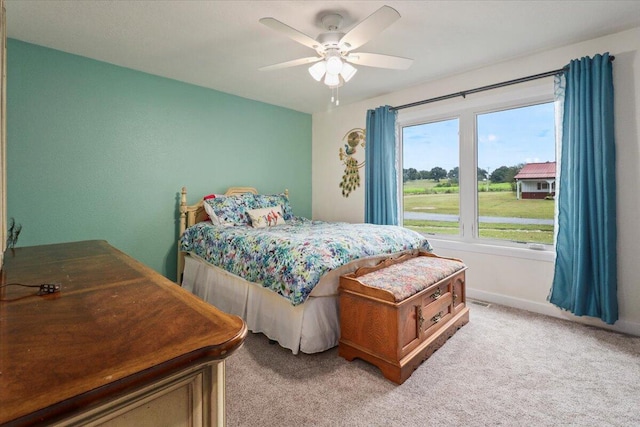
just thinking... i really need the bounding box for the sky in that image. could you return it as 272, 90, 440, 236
402, 102, 556, 173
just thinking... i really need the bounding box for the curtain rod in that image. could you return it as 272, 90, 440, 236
390, 56, 615, 111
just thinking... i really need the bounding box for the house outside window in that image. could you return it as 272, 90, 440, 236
517, 162, 556, 199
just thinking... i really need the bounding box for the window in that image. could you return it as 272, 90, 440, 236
399, 86, 556, 250
402, 118, 460, 236
476, 103, 556, 244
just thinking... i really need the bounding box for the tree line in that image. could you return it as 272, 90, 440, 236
403, 164, 524, 184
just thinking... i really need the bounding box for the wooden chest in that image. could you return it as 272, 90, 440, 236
338, 251, 469, 384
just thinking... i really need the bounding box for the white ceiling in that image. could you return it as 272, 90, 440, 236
6, 1, 640, 114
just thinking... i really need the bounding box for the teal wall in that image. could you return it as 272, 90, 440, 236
7, 39, 312, 279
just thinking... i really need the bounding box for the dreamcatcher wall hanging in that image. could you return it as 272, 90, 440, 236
338, 128, 366, 197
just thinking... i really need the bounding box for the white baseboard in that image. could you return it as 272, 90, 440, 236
467, 288, 640, 337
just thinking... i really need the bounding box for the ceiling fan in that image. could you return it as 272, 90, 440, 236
259, 5, 413, 103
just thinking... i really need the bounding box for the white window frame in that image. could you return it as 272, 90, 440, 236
397, 80, 556, 262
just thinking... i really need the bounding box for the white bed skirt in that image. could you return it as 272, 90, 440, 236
182, 251, 411, 354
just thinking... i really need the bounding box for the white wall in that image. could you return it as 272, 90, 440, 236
312, 27, 640, 336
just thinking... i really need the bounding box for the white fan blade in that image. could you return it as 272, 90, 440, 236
259, 17, 321, 51
339, 5, 401, 51
259, 56, 322, 71
345, 52, 413, 70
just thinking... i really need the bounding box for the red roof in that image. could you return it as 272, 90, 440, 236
514, 162, 556, 180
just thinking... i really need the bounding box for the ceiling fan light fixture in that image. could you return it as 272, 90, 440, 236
340, 62, 357, 82
324, 72, 340, 87
325, 56, 343, 75
308, 61, 326, 81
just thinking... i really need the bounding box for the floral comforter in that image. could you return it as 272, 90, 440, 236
179, 217, 433, 306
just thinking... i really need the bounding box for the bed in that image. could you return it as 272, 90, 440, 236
177, 186, 433, 354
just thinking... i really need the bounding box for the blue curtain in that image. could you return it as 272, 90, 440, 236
365, 105, 398, 225
549, 53, 618, 324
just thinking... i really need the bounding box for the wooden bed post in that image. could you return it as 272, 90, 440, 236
179, 187, 188, 236
177, 186, 188, 284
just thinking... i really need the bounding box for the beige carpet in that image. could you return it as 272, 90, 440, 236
225, 302, 640, 426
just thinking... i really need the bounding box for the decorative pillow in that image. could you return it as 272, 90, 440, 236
204, 193, 255, 226
247, 206, 286, 228
202, 194, 220, 224
253, 193, 293, 220
203, 202, 219, 225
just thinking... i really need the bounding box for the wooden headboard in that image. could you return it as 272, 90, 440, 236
176, 186, 289, 282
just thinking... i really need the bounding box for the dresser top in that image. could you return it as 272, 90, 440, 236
0, 240, 247, 426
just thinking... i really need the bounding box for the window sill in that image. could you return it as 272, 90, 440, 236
427, 237, 555, 262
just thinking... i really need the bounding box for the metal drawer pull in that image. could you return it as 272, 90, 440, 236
416, 305, 424, 330
430, 288, 442, 300
453, 293, 458, 304
431, 312, 443, 323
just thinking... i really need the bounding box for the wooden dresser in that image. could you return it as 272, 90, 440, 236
0, 240, 246, 426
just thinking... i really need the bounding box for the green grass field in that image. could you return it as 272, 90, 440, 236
403, 179, 512, 195
403, 219, 554, 244
403, 179, 555, 244
404, 191, 554, 219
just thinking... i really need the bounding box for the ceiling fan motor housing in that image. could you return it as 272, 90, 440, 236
316, 32, 347, 54
321, 13, 343, 31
